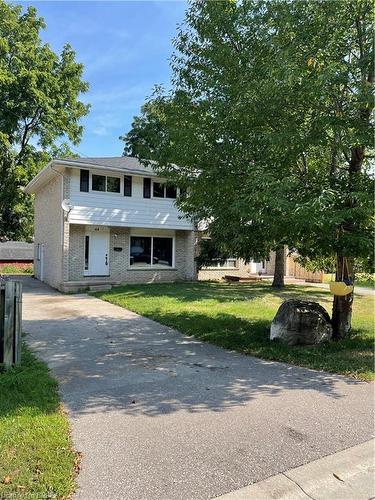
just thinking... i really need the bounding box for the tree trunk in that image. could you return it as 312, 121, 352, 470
272, 246, 285, 288
331, 255, 354, 339
331, 146, 363, 339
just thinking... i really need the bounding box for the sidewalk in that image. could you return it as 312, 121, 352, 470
218, 440, 374, 499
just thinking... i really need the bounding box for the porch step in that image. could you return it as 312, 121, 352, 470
60, 280, 121, 293
88, 284, 113, 292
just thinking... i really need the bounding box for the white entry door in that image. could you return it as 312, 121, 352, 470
86, 228, 109, 276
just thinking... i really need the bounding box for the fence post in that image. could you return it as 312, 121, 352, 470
0, 280, 22, 367
14, 281, 22, 364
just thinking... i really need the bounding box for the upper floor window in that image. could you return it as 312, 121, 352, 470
152, 181, 178, 199
92, 174, 121, 193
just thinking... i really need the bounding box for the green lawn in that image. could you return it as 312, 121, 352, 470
0, 264, 33, 275
323, 273, 375, 289
0, 344, 78, 498
96, 282, 374, 381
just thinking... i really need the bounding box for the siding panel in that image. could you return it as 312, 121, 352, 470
69, 169, 193, 230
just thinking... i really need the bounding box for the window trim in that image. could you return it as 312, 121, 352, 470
90, 172, 122, 195
129, 234, 175, 269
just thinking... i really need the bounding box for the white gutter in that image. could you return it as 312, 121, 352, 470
54, 159, 157, 177
24, 161, 55, 193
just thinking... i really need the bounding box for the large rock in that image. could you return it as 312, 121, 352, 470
270, 299, 332, 346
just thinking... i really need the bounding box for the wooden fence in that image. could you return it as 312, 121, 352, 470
286, 258, 324, 283
0, 280, 22, 367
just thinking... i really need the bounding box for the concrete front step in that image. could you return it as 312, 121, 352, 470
60, 280, 121, 293
88, 284, 113, 292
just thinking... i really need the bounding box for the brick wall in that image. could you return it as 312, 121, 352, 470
67, 225, 196, 284
33, 175, 63, 288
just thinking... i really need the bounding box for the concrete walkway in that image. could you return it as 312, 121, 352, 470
21, 277, 374, 500
218, 440, 374, 499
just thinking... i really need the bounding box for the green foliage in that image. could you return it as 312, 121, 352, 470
0, 1, 89, 240
0, 263, 33, 274
96, 282, 374, 380
123, 0, 374, 264
195, 238, 232, 270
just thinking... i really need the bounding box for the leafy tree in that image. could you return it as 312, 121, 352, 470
123, 94, 290, 288
0, 1, 89, 240
123, 0, 374, 338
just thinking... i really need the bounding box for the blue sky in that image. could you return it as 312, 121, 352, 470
19, 1, 187, 157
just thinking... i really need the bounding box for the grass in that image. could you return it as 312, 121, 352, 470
323, 273, 375, 289
0, 264, 33, 275
0, 344, 79, 498
96, 282, 374, 381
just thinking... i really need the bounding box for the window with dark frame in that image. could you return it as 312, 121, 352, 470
129, 236, 173, 268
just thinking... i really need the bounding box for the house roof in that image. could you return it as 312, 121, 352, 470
24, 156, 156, 193
0, 241, 34, 261
60, 156, 153, 173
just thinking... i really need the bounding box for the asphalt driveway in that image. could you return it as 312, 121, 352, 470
21, 277, 374, 499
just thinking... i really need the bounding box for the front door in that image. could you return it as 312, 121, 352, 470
85, 228, 109, 276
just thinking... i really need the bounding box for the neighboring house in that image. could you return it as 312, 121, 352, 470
198, 248, 323, 282
25, 157, 196, 292
198, 257, 267, 281
0, 241, 34, 271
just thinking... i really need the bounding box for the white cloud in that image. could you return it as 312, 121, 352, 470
92, 126, 109, 137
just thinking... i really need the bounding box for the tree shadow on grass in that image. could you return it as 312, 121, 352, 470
0, 343, 60, 417
23, 307, 373, 420
100, 281, 333, 306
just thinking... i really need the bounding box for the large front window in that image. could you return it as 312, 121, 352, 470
130, 236, 173, 268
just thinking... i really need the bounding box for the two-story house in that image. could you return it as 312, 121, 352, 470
25, 157, 196, 292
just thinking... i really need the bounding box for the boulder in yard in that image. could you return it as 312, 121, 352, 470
270, 299, 332, 346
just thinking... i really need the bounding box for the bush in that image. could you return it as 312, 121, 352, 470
0, 263, 33, 274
